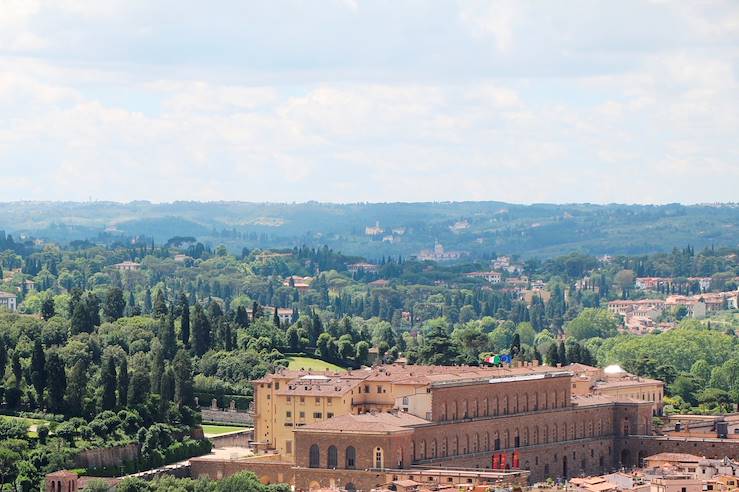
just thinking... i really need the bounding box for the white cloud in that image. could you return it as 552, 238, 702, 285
0, 1, 737, 204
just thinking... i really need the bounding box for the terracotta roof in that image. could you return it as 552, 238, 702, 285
295, 411, 429, 434
46, 470, 78, 478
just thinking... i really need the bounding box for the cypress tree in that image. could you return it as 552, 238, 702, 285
41, 296, 55, 321
191, 304, 211, 356
273, 307, 280, 327
12, 352, 22, 388
557, 341, 568, 366
101, 358, 117, 410
153, 289, 168, 318
173, 349, 194, 407
149, 339, 164, 394
234, 305, 249, 328
0, 339, 7, 380
546, 343, 559, 366
161, 310, 177, 361
65, 360, 87, 416
30, 339, 47, 406
179, 293, 190, 348
46, 352, 67, 413
143, 288, 152, 314
159, 365, 175, 417
117, 358, 129, 407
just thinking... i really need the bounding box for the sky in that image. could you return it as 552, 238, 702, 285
0, 1, 738, 204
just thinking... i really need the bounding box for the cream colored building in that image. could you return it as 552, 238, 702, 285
568, 364, 664, 415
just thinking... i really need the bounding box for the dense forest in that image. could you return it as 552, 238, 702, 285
0, 230, 737, 490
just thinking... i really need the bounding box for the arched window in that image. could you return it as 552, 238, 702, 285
483, 397, 489, 416
431, 439, 437, 458
493, 396, 498, 416
442, 437, 448, 457
453, 435, 459, 455
462, 400, 468, 418
503, 396, 508, 415
420, 440, 426, 459
346, 446, 356, 469
309, 444, 320, 468
328, 445, 338, 468
374, 447, 384, 469
451, 401, 458, 420
441, 402, 447, 420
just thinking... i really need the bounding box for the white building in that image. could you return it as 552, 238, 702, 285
0, 292, 17, 312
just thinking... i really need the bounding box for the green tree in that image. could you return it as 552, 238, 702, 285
30, 339, 46, 406
153, 289, 168, 318
46, 352, 67, 413
66, 360, 87, 416
355, 341, 370, 365
191, 304, 211, 356
41, 296, 55, 321
546, 343, 559, 366
101, 357, 117, 410
418, 324, 458, 365
557, 341, 568, 365
0, 447, 20, 491
316, 333, 337, 361
179, 293, 190, 348
159, 365, 175, 417
103, 287, 126, 321
670, 373, 700, 406
118, 357, 129, 408
173, 349, 194, 407
150, 339, 164, 394
160, 311, 177, 361
564, 308, 619, 341
128, 364, 151, 406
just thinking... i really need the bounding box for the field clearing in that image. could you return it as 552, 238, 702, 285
202, 424, 249, 436
286, 356, 346, 372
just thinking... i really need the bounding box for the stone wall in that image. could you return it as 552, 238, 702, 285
74, 443, 140, 469
201, 409, 254, 426
209, 430, 252, 448
620, 436, 739, 467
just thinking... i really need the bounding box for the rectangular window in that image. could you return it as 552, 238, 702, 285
328, 398, 333, 406
365, 385, 370, 393
286, 396, 291, 402
286, 441, 292, 454
327, 412, 334, 418
266, 394, 270, 400
286, 411, 292, 418
300, 396, 305, 403
377, 386, 382, 393
313, 412, 322, 419
299, 411, 305, 418
275, 383, 280, 390
315, 397, 320, 404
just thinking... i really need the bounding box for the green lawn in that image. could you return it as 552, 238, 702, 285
286, 356, 346, 372
201, 424, 248, 436
1, 415, 50, 438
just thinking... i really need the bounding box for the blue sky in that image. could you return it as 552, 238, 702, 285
0, 0, 737, 204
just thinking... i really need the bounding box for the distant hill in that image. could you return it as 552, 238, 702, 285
0, 201, 737, 259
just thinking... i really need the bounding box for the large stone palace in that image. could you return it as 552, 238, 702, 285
190, 362, 739, 491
